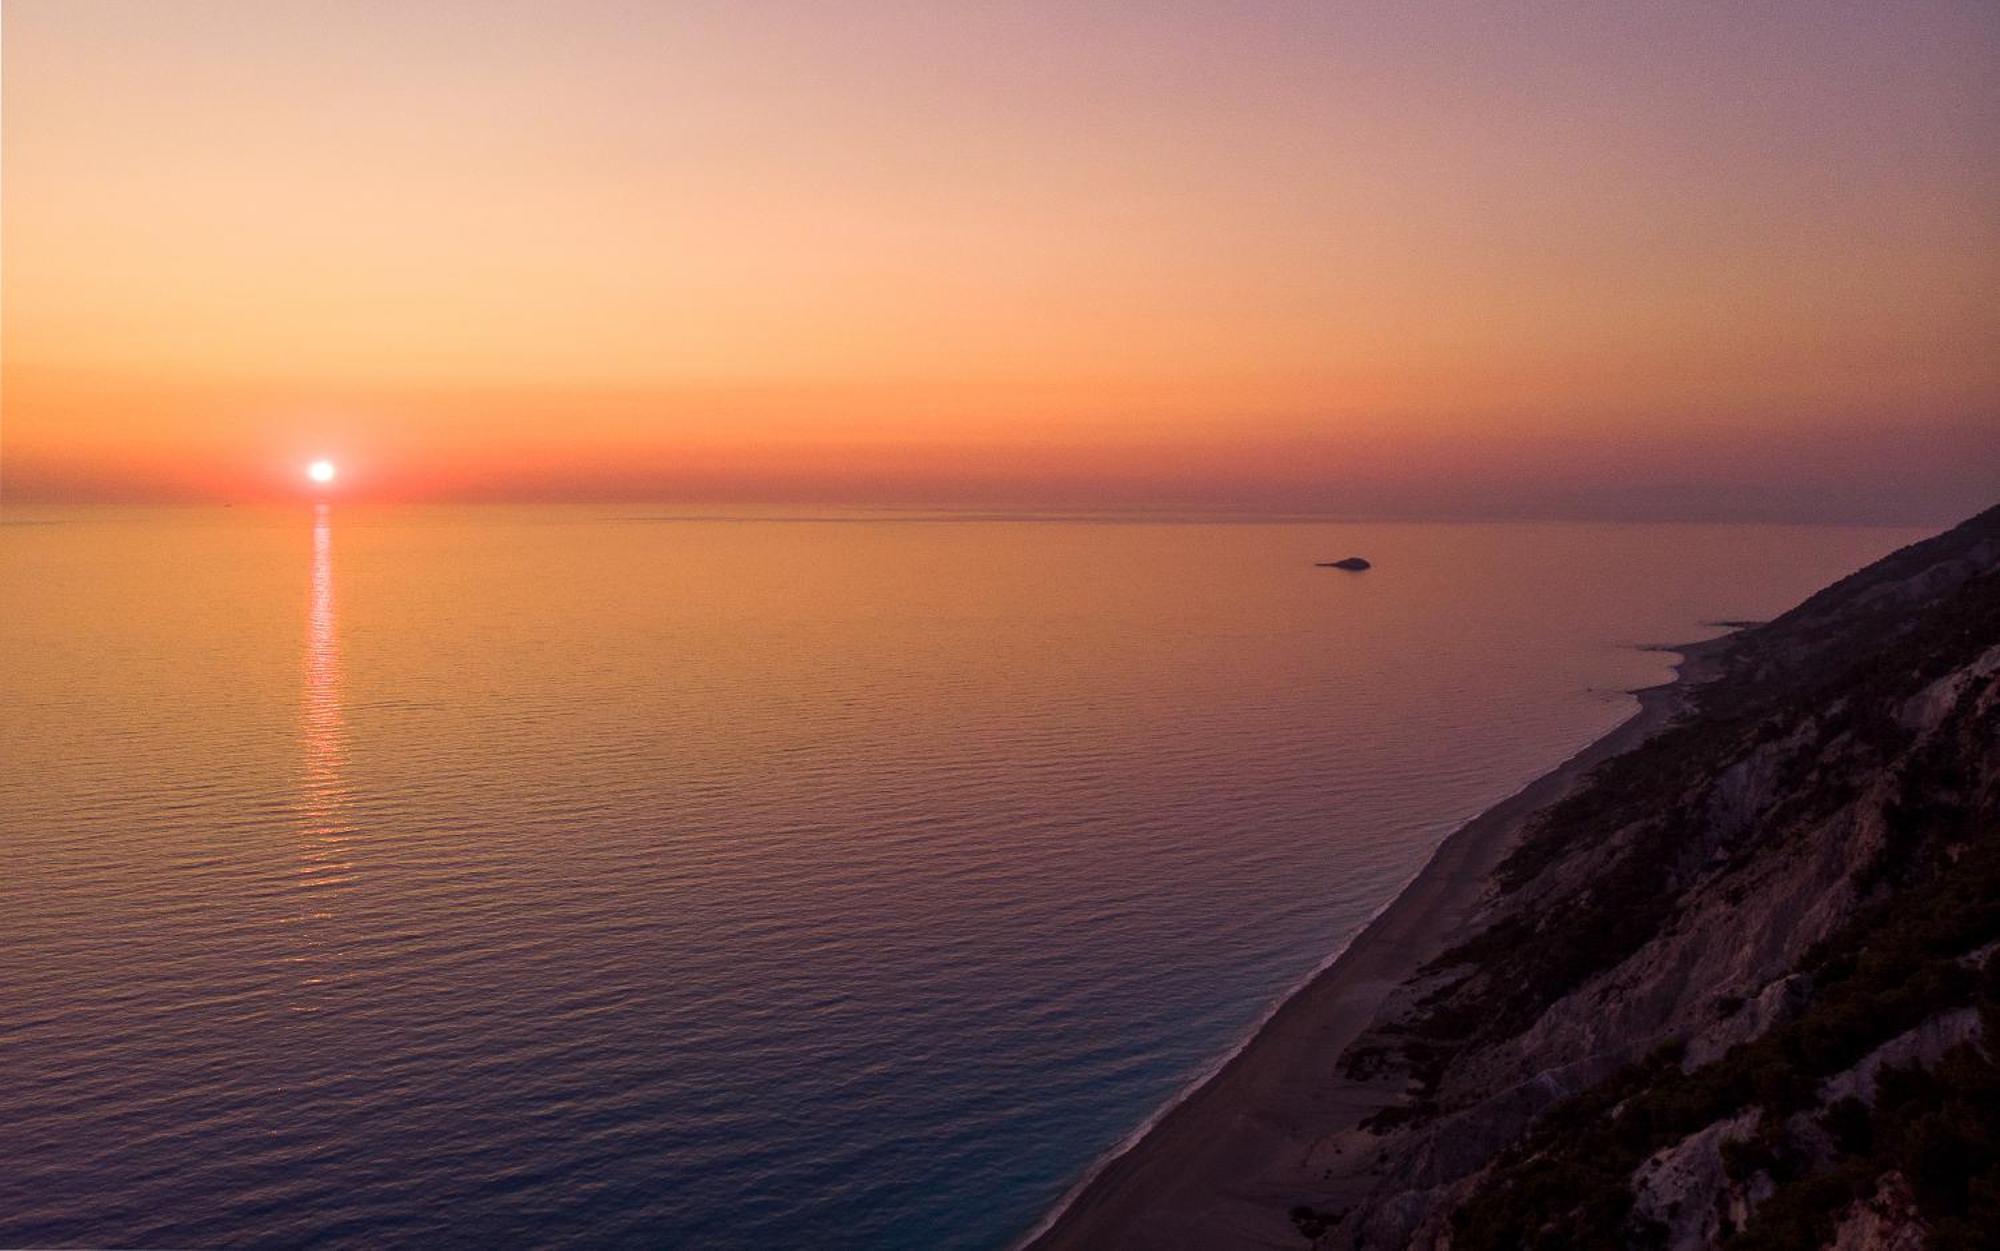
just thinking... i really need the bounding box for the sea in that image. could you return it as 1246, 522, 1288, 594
0, 507, 1924, 1249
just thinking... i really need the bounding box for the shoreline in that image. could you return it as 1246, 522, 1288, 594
1021, 634, 1733, 1250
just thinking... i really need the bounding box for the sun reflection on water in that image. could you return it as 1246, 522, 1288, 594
291, 503, 353, 1004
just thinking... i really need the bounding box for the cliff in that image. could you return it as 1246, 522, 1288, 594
1319, 503, 2000, 1249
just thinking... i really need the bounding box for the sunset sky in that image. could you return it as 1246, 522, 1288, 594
4, 0, 1995, 519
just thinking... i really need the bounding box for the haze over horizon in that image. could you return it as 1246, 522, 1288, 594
4, 0, 1995, 522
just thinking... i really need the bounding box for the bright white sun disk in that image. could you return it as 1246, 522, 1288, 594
308, 460, 337, 484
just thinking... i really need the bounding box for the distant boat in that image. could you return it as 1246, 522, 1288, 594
1316, 556, 1371, 571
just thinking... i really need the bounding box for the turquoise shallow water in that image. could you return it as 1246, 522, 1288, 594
0, 509, 1921, 1248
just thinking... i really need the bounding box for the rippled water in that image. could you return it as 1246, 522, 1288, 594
0, 508, 1921, 1249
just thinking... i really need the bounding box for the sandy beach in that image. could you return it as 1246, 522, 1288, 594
1023, 637, 1731, 1250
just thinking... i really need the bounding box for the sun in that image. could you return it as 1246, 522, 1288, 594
307, 459, 337, 485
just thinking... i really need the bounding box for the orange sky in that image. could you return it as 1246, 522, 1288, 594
4, 1, 1995, 519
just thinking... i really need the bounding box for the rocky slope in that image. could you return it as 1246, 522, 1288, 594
1306, 504, 2000, 1249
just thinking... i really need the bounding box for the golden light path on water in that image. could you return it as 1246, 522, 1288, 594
291, 503, 352, 1007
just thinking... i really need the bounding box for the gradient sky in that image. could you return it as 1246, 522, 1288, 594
4, 0, 1995, 519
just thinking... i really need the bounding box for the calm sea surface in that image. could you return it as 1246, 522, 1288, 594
0, 508, 1923, 1249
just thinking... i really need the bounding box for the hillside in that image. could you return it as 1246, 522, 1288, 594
1318, 503, 2000, 1248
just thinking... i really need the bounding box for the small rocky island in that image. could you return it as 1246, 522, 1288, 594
1317, 557, 1372, 571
